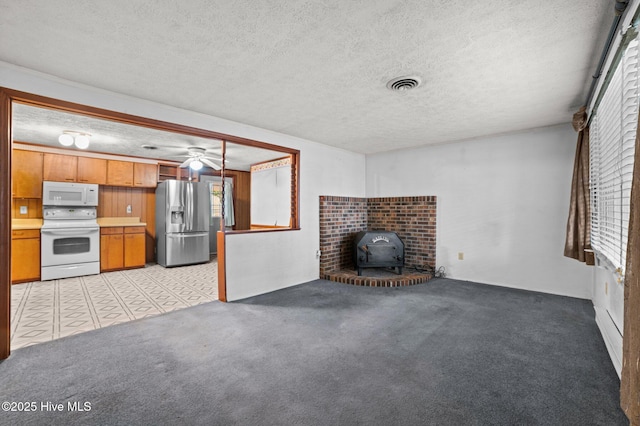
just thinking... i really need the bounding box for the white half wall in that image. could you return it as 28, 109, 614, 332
225, 138, 365, 301
0, 61, 366, 301
366, 124, 592, 299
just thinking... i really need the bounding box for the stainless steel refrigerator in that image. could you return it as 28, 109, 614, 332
156, 180, 211, 267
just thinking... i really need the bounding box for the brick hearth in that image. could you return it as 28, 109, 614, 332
319, 195, 436, 287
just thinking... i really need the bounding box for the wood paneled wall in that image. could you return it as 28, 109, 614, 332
231, 170, 251, 230
98, 186, 156, 262
11, 198, 42, 219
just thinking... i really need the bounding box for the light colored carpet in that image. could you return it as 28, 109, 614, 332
10, 260, 218, 350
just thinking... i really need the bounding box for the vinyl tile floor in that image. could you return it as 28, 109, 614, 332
10, 260, 218, 350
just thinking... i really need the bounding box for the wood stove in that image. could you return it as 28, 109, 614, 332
353, 231, 404, 276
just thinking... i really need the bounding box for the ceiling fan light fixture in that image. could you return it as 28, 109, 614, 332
189, 159, 203, 171
179, 146, 222, 170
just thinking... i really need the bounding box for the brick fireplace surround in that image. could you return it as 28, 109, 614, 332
319, 196, 437, 287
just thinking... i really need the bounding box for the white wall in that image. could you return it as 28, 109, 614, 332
366, 124, 593, 299
0, 61, 366, 302
225, 142, 365, 301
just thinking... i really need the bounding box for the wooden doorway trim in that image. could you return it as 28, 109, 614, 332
0, 90, 11, 359
0, 87, 301, 358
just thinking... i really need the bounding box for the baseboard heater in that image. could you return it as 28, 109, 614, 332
594, 306, 622, 379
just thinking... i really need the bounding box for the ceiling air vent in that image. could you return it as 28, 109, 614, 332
386, 76, 422, 91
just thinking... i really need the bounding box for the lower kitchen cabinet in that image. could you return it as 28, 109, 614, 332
100, 226, 145, 272
11, 229, 40, 283
124, 228, 146, 268
100, 229, 124, 271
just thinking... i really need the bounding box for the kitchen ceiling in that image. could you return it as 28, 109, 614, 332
0, 1, 613, 154
12, 103, 284, 171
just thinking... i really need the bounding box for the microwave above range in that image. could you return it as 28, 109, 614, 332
42, 181, 99, 207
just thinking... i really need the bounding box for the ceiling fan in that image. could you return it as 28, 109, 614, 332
179, 147, 222, 171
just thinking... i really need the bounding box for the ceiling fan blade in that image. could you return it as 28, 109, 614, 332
179, 158, 193, 168
201, 158, 221, 170
204, 156, 228, 165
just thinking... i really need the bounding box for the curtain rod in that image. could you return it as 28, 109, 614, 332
585, 0, 630, 109
588, 3, 640, 123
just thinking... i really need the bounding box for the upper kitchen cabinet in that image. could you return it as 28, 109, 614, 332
44, 153, 108, 185
12, 149, 43, 198
107, 160, 133, 186
133, 163, 157, 188
158, 163, 179, 182
43, 153, 77, 182
77, 157, 107, 184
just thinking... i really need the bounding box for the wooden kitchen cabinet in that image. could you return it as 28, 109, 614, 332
12, 150, 44, 198
77, 157, 107, 184
100, 228, 124, 271
100, 226, 145, 271
124, 227, 146, 268
107, 160, 134, 186
133, 163, 157, 188
11, 229, 40, 283
43, 153, 77, 182
158, 164, 177, 181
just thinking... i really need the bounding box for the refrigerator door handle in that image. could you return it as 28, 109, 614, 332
167, 232, 209, 238
186, 182, 193, 231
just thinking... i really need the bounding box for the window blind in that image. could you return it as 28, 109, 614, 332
590, 38, 639, 276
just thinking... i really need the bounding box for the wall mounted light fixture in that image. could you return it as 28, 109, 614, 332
59, 131, 91, 149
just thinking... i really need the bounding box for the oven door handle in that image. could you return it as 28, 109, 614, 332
41, 228, 99, 236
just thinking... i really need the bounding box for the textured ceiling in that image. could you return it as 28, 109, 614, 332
0, 0, 613, 154
12, 104, 284, 172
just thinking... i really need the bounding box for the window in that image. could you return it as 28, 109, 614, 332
250, 157, 292, 228
200, 175, 235, 228
590, 38, 639, 277
223, 142, 299, 232
211, 182, 223, 218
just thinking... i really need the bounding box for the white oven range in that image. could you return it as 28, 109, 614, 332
41, 206, 100, 281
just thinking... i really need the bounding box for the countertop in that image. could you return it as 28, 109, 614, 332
97, 217, 147, 227
11, 217, 146, 230
12, 219, 43, 230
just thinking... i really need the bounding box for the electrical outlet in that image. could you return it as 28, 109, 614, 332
316, 249, 322, 259
126, 204, 132, 214
19, 205, 28, 215
458, 252, 464, 261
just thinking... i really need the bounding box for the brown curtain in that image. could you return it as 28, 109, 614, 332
564, 106, 594, 265
621, 109, 640, 426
